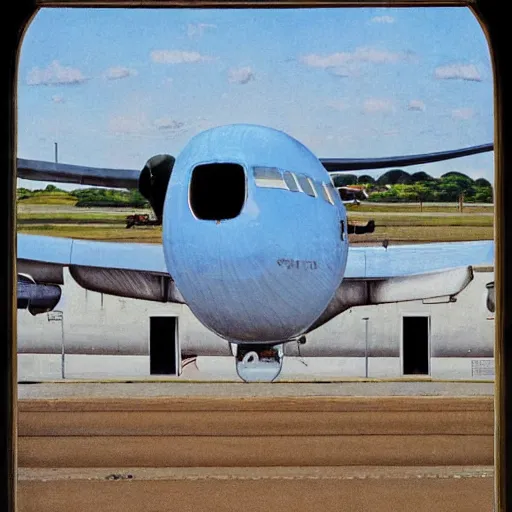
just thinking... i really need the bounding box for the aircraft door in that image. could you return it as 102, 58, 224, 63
149, 316, 180, 375
401, 315, 430, 376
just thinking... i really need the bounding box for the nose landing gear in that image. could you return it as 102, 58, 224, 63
234, 343, 284, 382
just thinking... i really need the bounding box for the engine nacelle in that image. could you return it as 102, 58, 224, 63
138, 154, 175, 223
17, 273, 62, 316
486, 281, 495, 313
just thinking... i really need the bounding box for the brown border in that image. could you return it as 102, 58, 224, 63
33, 0, 475, 6
5, 1, 509, 511
470, 3, 510, 510
3, 4, 38, 512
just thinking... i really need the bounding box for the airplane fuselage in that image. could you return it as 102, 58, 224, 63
16, 124, 495, 382
163, 124, 348, 343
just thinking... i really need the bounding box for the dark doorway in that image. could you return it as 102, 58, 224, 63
149, 316, 179, 375
189, 163, 246, 221
402, 316, 430, 375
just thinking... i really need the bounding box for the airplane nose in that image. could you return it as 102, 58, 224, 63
162, 124, 348, 344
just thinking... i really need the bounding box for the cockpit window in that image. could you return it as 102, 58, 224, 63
309, 179, 327, 201
297, 174, 316, 197
321, 183, 334, 204
283, 171, 300, 192
189, 163, 246, 221
253, 167, 288, 189
326, 183, 338, 203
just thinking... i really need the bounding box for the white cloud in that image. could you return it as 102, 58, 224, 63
326, 100, 349, 111
434, 63, 482, 82
300, 46, 405, 69
363, 98, 394, 114
327, 66, 359, 79
153, 118, 185, 132
104, 66, 138, 80
108, 112, 188, 138
228, 66, 255, 84
150, 50, 215, 64
371, 15, 395, 23
27, 60, 88, 86
408, 99, 426, 112
108, 114, 150, 135
187, 23, 216, 38
452, 107, 475, 120
51, 95, 65, 104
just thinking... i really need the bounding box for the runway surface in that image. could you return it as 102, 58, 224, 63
18, 379, 495, 399
17, 380, 496, 512
18, 466, 494, 512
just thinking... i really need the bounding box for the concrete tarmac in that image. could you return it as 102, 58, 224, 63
18, 466, 495, 512
17, 383, 496, 512
18, 379, 495, 399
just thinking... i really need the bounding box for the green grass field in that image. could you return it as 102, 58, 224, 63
17, 224, 164, 243
346, 203, 493, 214
16, 202, 494, 245
347, 213, 493, 227
17, 211, 137, 223
17, 192, 78, 206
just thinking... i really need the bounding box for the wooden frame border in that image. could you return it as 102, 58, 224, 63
4, 1, 509, 510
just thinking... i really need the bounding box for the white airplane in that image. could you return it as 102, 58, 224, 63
16, 124, 494, 382
336, 185, 369, 205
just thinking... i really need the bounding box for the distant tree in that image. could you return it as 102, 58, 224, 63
128, 189, 149, 205
440, 171, 474, 183
45, 184, 58, 192
410, 171, 435, 183
332, 174, 357, 187
367, 190, 398, 202
357, 175, 375, 185
71, 186, 149, 208
474, 178, 492, 188
377, 169, 412, 185
472, 187, 493, 203
17, 187, 33, 200
411, 183, 432, 211
439, 172, 475, 203
390, 184, 419, 202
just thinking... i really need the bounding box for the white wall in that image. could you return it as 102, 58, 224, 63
17, 268, 495, 380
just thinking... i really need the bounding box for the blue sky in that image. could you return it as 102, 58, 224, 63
17, 6, 494, 189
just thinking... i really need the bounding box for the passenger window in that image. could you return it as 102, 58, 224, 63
297, 174, 316, 197
283, 171, 300, 192
327, 184, 338, 203
321, 183, 334, 204
253, 167, 287, 189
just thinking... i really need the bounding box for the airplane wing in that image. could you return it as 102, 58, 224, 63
16, 134, 495, 317
17, 158, 140, 188
308, 240, 494, 330
16, 142, 493, 188
321, 143, 493, 172
344, 240, 494, 278
18, 233, 493, 324
17, 234, 185, 315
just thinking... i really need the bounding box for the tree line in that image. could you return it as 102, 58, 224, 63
17, 185, 149, 208
332, 169, 493, 203
18, 168, 494, 205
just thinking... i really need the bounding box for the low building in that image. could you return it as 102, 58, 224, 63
17, 267, 494, 381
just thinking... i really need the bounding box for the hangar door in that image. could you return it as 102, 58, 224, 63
149, 316, 180, 375
402, 315, 430, 376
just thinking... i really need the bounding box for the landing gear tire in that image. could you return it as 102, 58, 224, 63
234, 343, 284, 383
